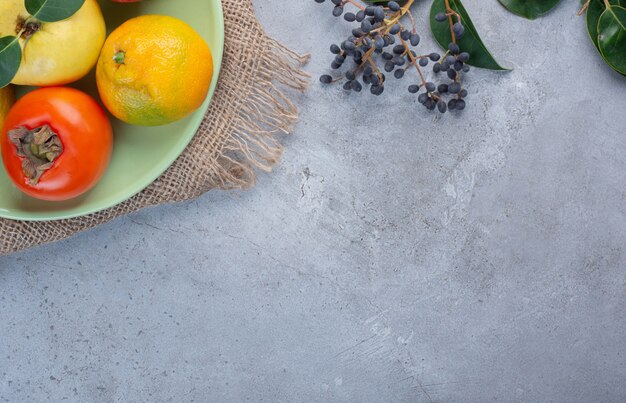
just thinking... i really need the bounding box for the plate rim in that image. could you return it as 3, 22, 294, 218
0, 0, 225, 222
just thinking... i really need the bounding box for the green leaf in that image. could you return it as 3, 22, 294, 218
586, 0, 623, 53
0, 36, 22, 89
497, 0, 561, 19
585, 0, 625, 76
25, 0, 85, 23
597, 5, 626, 75
430, 0, 508, 70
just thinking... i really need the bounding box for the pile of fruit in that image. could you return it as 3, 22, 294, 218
0, 0, 214, 202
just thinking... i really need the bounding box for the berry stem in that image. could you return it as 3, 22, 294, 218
444, 0, 457, 44
383, 0, 416, 29
358, 48, 378, 75
368, 58, 382, 79
406, 9, 417, 33
400, 36, 427, 87
410, 53, 436, 59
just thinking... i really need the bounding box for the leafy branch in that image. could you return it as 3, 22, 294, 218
316, 0, 507, 113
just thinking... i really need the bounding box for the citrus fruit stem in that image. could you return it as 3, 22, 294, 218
113, 51, 126, 65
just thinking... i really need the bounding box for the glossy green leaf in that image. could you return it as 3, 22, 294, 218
587, 0, 607, 53
498, 0, 561, 19
0, 36, 22, 88
430, 0, 508, 70
25, 0, 85, 23
586, 0, 623, 53
597, 5, 626, 74
585, 0, 625, 76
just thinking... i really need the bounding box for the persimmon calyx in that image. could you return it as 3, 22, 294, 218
8, 125, 63, 185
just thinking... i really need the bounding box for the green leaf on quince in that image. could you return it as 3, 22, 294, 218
25, 0, 86, 23
497, 0, 562, 20
0, 37, 22, 88
430, 0, 509, 70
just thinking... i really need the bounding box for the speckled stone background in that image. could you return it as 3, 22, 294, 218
1, 0, 625, 401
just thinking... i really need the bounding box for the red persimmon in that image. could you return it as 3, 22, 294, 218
1, 87, 113, 201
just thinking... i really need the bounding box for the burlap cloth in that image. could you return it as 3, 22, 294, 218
0, 0, 310, 256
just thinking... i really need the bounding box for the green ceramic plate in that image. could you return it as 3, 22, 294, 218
0, 0, 224, 221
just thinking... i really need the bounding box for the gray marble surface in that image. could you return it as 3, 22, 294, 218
1, 0, 625, 401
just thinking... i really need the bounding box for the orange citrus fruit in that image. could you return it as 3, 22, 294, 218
96, 15, 213, 126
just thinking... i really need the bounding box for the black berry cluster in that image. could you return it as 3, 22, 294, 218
315, 0, 470, 113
